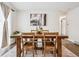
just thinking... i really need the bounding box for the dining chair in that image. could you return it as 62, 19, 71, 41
31, 30, 50, 55
31, 30, 38, 55
44, 32, 59, 57
42, 30, 49, 41
31, 30, 49, 55
21, 32, 35, 57
40, 30, 49, 54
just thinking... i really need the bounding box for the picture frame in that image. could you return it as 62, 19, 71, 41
30, 13, 47, 26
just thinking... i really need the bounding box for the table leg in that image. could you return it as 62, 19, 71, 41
16, 37, 21, 57
57, 37, 62, 57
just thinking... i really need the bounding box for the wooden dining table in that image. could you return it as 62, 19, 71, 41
11, 33, 68, 57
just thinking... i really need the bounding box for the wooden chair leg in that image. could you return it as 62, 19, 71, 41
33, 48, 34, 57
35, 49, 37, 55
53, 47, 56, 57
22, 51, 24, 57
34, 45, 37, 55
44, 49, 46, 56
42, 50, 43, 54
26, 49, 27, 54
42, 48, 44, 54
22, 48, 24, 57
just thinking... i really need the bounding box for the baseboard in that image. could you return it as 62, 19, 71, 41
10, 42, 16, 46
73, 41, 79, 45
69, 40, 79, 45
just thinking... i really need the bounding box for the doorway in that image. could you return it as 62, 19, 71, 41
59, 16, 67, 35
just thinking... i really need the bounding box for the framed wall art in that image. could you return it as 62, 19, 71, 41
30, 13, 47, 26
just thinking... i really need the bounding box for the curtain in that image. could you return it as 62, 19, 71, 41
0, 3, 5, 48
1, 20, 8, 48
1, 3, 11, 48
7, 10, 13, 45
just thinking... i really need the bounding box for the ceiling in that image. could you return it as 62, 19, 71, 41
5, 2, 79, 13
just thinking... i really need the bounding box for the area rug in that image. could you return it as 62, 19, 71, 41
1, 46, 77, 57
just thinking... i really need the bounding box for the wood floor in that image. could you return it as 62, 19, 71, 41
63, 39, 79, 56
0, 40, 79, 57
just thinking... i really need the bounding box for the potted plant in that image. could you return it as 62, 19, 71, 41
37, 27, 43, 34
13, 31, 20, 35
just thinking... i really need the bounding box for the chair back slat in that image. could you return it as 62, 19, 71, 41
21, 33, 35, 43
44, 32, 59, 43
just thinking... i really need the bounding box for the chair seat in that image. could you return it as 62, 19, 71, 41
45, 42, 54, 50
24, 41, 33, 44
24, 45, 34, 49
45, 45, 54, 49
21, 42, 34, 52
23, 42, 33, 45
46, 42, 54, 46
44, 42, 55, 53
23, 42, 34, 49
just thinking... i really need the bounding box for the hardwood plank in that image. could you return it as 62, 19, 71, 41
63, 40, 79, 56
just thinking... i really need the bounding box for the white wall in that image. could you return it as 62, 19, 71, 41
7, 11, 17, 45
14, 8, 59, 32
67, 7, 79, 44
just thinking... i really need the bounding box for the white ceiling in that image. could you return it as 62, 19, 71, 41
5, 2, 79, 13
